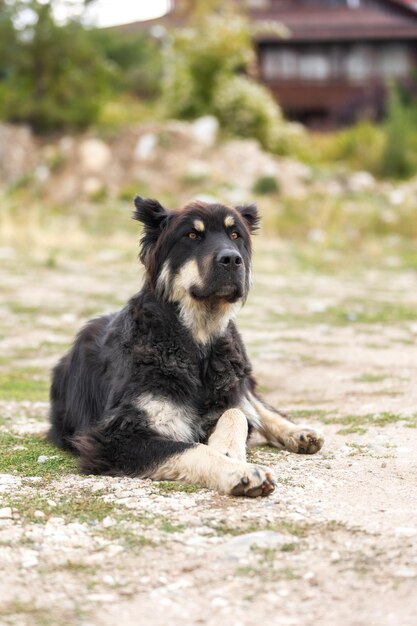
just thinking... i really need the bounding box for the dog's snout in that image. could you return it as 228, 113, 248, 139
216, 250, 243, 269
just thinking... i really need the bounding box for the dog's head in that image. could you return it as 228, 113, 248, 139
133, 197, 259, 309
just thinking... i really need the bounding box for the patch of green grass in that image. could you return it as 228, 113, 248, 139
261, 300, 417, 328
0, 368, 49, 402
235, 566, 257, 577
280, 566, 300, 580
281, 542, 298, 552
159, 519, 186, 533
353, 373, 388, 383
0, 600, 78, 626
0, 432, 77, 478
320, 411, 417, 434
291, 409, 331, 420
6, 488, 114, 525
208, 519, 310, 538
99, 525, 155, 551
156, 481, 201, 494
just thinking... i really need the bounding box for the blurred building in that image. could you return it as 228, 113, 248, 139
248, 0, 417, 127
127, 0, 417, 128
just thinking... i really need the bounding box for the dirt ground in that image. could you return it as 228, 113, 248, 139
0, 239, 416, 626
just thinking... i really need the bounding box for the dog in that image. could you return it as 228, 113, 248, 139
48, 197, 324, 497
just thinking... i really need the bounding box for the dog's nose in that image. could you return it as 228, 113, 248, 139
216, 250, 243, 268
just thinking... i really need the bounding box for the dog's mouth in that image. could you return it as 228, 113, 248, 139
190, 284, 242, 303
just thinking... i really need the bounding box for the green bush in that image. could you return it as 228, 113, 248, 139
252, 175, 280, 195
380, 85, 417, 179
162, 10, 290, 150
214, 75, 284, 151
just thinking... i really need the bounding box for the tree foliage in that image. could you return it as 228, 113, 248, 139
0, 1, 162, 132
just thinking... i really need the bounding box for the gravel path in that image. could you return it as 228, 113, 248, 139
0, 242, 416, 626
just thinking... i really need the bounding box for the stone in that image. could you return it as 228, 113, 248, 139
191, 116, 219, 148
134, 133, 158, 161
0, 507, 13, 519
214, 531, 294, 561
78, 138, 111, 174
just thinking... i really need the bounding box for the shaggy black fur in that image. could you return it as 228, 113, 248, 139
48, 198, 260, 477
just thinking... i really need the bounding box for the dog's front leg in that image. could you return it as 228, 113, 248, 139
207, 408, 248, 461
151, 443, 275, 497
248, 393, 324, 455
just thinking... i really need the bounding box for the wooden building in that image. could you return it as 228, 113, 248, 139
249, 0, 417, 127
128, 0, 417, 127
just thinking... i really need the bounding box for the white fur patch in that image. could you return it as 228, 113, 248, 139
169, 259, 239, 344
224, 215, 235, 228
136, 393, 195, 442
240, 395, 262, 430
156, 260, 171, 299
193, 219, 205, 232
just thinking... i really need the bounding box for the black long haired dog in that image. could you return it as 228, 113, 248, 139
48, 198, 323, 497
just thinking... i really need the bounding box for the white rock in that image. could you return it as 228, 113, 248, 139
34, 510, 45, 519
347, 171, 375, 193
395, 527, 417, 538
102, 516, 115, 528
396, 567, 417, 578
215, 531, 294, 561
134, 133, 157, 161
82, 177, 103, 196
21, 553, 39, 568
0, 507, 13, 519
37, 455, 49, 463
78, 138, 111, 174
191, 116, 219, 147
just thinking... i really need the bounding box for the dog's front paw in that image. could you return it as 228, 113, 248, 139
228, 463, 275, 498
285, 427, 324, 454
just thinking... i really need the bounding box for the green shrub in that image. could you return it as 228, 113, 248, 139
162, 12, 253, 120
214, 75, 284, 151
380, 85, 417, 179
252, 175, 280, 195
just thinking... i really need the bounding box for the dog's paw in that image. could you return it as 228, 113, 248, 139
285, 427, 324, 455
229, 464, 275, 498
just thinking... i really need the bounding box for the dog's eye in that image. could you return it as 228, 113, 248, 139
230, 231, 240, 240
187, 232, 198, 240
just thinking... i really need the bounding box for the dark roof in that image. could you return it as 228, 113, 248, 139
251, 1, 417, 43
116, 0, 417, 41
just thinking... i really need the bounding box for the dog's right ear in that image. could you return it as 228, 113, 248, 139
133, 197, 171, 269
133, 196, 169, 232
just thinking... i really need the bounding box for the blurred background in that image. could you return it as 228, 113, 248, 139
1, 0, 417, 263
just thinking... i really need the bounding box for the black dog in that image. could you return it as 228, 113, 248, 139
48, 198, 323, 497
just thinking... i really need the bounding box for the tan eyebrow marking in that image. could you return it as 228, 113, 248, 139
193, 219, 205, 232
224, 215, 235, 228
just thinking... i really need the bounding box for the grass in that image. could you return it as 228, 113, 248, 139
98, 525, 155, 551
0, 601, 76, 626
320, 411, 417, 435
155, 481, 201, 494
353, 373, 389, 383
0, 432, 77, 478
0, 368, 49, 402
6, 488, 114, 525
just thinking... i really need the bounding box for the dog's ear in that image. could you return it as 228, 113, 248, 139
133, 197, 171, 269
133, 196, 169, 231
235, 203, 260, 233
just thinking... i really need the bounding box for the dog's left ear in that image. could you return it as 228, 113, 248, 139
235, 204, 260, 233
133, 196, 169, 232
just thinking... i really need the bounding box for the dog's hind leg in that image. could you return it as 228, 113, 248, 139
248, 393, 324, 455
207, 408, 248, 461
